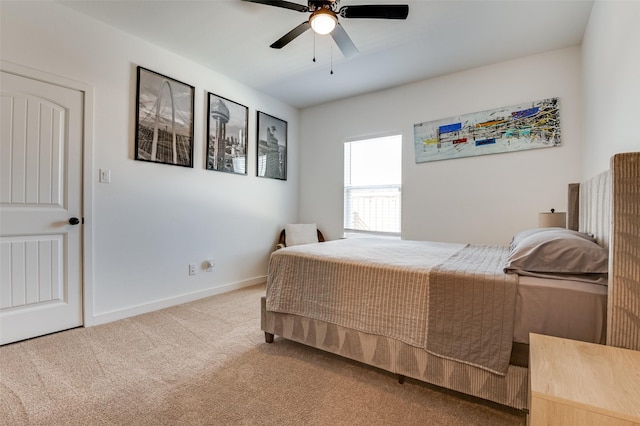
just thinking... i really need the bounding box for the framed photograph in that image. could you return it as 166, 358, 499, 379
256, 111, 287, 180
135, 66, 195, 167
206, 93, 248, 174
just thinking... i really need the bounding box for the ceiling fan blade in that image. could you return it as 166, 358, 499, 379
331, 24, 359, 59
270, 21, 311, 49
242, 0, 308, 13
339, 5, 409, 19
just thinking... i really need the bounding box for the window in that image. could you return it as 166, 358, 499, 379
344, 134, 402, 237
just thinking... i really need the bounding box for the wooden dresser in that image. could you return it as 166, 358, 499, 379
529, 333, 640, 425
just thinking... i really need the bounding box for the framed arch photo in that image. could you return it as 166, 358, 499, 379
135, 66, 195, 168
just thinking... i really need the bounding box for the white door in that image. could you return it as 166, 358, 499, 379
0, 70, 83, 345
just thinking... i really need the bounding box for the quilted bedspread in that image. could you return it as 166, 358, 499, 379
266, 238, 517, 375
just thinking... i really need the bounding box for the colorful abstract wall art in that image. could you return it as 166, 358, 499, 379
413, 97, 561, 163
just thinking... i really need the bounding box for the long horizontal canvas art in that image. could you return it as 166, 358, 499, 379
413, 97, 561, 163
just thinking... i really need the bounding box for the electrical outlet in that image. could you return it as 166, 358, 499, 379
206, 258, 215, 272
189, 264, 196, 276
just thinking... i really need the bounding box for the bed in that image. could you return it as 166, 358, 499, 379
261, 152, 640, 410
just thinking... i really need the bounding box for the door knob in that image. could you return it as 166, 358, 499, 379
68, 217, 80, 225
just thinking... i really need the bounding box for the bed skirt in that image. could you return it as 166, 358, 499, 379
261, 297, 529, 410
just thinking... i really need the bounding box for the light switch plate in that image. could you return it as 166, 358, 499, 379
99, 169, 111, 183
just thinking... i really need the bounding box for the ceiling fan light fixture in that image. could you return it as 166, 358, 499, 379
310, 9, 337, 35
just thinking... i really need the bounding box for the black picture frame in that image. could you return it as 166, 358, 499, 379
135, 66, 195, 168
256, 111, 287, 180
206, 93, 248, 175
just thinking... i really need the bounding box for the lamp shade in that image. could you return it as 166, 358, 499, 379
310, 9, 337, 35
538, 211, 567, 228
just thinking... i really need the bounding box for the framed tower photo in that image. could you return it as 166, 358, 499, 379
206, 93, 248, 175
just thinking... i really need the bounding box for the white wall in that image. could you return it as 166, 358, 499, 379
300, 48, 583, 245
1, 2, 299, 324
581, 0, 640, 178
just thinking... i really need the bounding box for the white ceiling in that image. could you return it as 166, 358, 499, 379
59, 0, 594, 109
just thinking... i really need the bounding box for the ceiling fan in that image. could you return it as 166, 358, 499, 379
242, 0, 409, 58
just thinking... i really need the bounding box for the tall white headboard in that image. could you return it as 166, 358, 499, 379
579, 170, 611, 250
579, 152, 640, 351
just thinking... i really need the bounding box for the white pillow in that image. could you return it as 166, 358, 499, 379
284, 223, 318, 246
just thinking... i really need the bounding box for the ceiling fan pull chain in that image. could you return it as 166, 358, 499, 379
313, 32, 316, 63
330, 44, 334, 75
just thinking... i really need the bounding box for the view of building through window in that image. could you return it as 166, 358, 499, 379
344, 134, 402, 237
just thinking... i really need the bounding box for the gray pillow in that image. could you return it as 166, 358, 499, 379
504, 228, 608, 276
509, 227, 596, 249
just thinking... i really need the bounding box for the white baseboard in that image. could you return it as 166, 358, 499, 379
87, 276, 267, 327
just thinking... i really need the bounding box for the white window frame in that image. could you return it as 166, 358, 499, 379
343, 133, 402, 238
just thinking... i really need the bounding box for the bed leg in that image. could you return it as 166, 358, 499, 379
265, 332, 274, 343
398, 375, 405, 384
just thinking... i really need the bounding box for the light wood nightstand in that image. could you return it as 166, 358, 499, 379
529, 333, 640, 425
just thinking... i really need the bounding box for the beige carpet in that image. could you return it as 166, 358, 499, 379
0, 284, 525, 425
